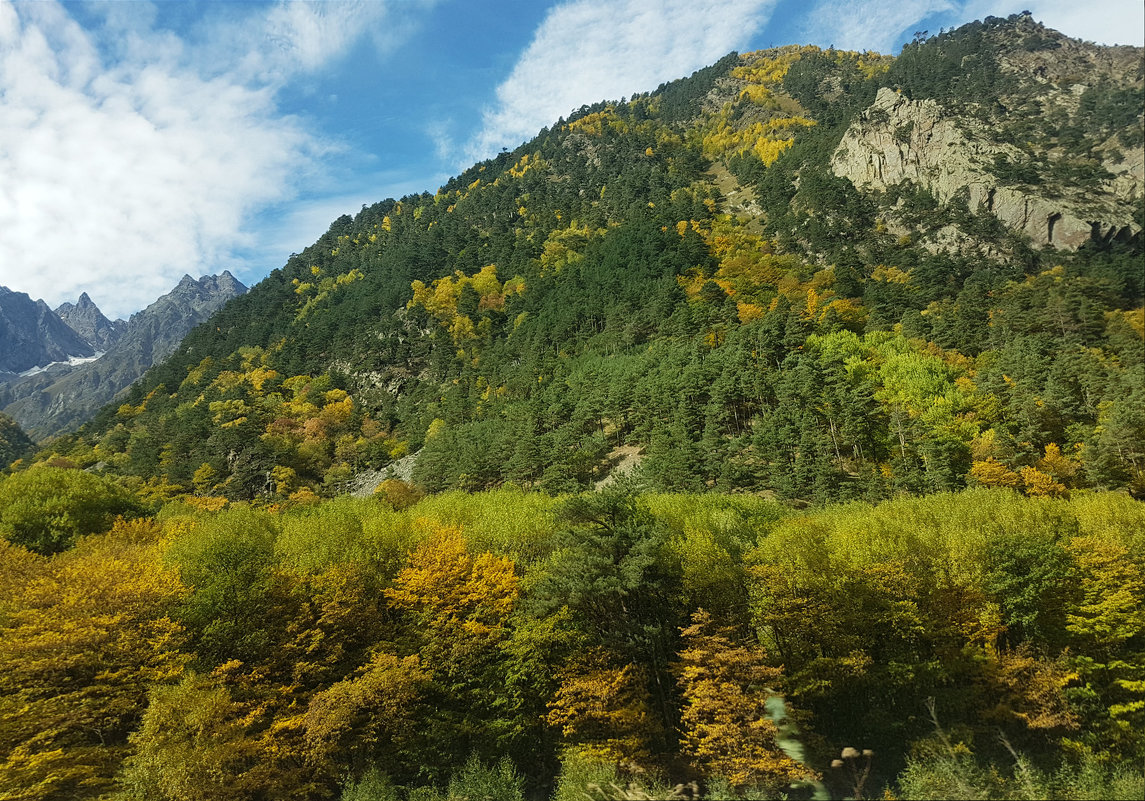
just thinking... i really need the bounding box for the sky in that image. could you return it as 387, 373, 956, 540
0, 0, 1141, 319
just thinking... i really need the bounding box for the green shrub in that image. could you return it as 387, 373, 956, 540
341, 769, 400, 801
447, 754, 524, 801
0, 466, 143, 554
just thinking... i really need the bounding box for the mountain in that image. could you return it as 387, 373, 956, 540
1, 272, 247, 439
3, 16, 1143, 801
34, 14, 1145, 502
102, 271, 247, 373
54, 293, 126, 352
0, 286, 95, 374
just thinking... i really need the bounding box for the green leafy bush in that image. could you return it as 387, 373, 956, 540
0, 466, 143, 554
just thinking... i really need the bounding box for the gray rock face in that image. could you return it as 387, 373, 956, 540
0, 287, 95, 374
54, 293, 126, 352
829, 17, 1143, 254
0, 271, 247, 439
105, 272, 243, 373
830, 87, 1142, 250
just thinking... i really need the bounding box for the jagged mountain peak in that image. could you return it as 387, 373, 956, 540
213, 269, 243, 290
165, 270, 247, 300
55, 292, 125, 352
0, 286, 94, 373
64, 291, 96, 307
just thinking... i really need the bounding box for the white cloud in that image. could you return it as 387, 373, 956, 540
425, 118, 456, 162
799, 0, 956, 54
963, 0, 1144, 46
799, 0, 1144, 55
0, 0, 432, 319
209, 0, 430, 87
467, 0, 778, 162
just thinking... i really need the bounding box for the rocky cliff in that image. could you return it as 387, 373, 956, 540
831, 18, 1143, 250
54, 293, 126, 352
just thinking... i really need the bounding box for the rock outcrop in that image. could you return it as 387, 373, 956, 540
831, 87, 1142, 250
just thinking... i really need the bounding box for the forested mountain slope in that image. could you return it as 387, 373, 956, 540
31, 13, 1144, 505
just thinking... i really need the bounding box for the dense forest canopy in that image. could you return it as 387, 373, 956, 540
1, 483, 1142, 798
1, 13, 1143, 801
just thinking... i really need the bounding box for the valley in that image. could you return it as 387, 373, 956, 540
0, 13, 1142, 801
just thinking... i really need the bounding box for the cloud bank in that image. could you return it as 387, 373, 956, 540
468, 0, 778, 162
0, 0, 414, 319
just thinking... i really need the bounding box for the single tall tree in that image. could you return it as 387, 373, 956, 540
675, 609, 815, 792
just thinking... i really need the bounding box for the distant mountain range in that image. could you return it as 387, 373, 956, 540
0, 272, 246, 439
0, 287, 96, 374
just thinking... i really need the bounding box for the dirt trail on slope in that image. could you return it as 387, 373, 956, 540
595, 445, 644, 490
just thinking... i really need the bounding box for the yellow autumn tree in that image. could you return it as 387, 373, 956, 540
0, 521, 188, 799
1019, 465, 1068, 497
538, 223, 600, 275
117, 673, 264, 801
969, 457, 1022, 490
373, 478, 424, 510
384, 528, 521, 769
1064, 535, 1145, 744
546, 648, 660, 764
1036, 442, 1081, 487
983, 644, 1079, 734
192, 462, 217, 495
675, 609, 816, 791
384, 527, 518, 644
303, 652, 425, 774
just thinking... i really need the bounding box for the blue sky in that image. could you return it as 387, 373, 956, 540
1, 0, 1141, 319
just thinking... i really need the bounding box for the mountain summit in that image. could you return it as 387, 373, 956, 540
25, 14, 1145, 501
116, 270, 248, 368
54, 293, 126, 352
830, 14, 1142, 251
